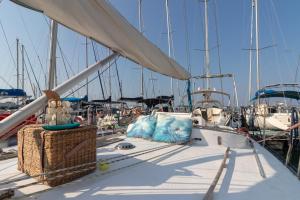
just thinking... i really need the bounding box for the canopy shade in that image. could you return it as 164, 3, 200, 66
12, 0, 190, 80
262, 83, 300, 89
138, 98, 172, 108
252, 89, 300, 101
61, 95, 88, 103
92, 96, 112, 103
192, 73, 233, 79
190, 90, 230, 98
118, 95, 173, 108
119, 96, 144, 102
0, 89, 27, 98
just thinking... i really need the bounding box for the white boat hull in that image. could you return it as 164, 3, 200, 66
248, 113, 290, 131
1, 125, 299, 199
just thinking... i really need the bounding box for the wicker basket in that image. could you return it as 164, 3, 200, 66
18, 125, 97, 187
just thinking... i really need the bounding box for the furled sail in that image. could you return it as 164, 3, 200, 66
0, 0, 190, 136
12, 0, 190, 80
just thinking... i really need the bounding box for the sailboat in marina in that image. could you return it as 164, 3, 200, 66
188, 0, 239, 127
247, 83, 300, 131
0, 0, 299, 199
245, 0, 298, 131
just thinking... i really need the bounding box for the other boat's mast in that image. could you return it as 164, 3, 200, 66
85, 37, 89, 100
16, 38, 19, 105
204, 0, 210, 90
138, 0, 144, 98
165, 0, 174, 96
255, 0, 260, 91
48, 20, 58, 90
21, 44, 24, 92
108, 50, 112, 99
248, 0, 255, 101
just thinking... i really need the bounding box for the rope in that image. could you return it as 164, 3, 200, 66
256, 131, 288, 143
100, 143, 175, 163
13, 144, 188, 199
249, 139, 266, 178
0, 142, 180, 186
203, 147, 230, 200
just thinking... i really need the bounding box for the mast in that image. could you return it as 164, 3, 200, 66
48, 20, 58, 90
165, 0, 174, 96
16, 38, 19, 90
16, 38, 19, 105
255, 0, 260, 91
204, 0, 210, 90
248, 0, 255, 101
108, 50, 112, 98
85, 37, 89, 100
21, 44, 25, 91
138, 0, 144, 98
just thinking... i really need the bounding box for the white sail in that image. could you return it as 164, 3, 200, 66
12, 0, 190, 80
0, 0, 192, 136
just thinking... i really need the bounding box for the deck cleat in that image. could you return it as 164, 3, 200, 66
115, 142, 135, 150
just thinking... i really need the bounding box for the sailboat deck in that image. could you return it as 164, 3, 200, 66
0, 136, 299, 200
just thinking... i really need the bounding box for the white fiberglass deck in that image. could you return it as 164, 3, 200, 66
0, 130, 300, 200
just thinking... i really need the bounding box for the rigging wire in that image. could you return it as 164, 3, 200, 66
269, 0, 294, 89
56, 39, 78, 96
63, 56, 119, 98
43, 16, 76, 77
0, 20, 17, 71
212, 0, 224, 105
0, 75, 13, 88
18, 8, 47, 79
263, 0, 288, 105
23, 47, 42, 96
91, 40, 106, 99
24, 61, 37, 98
114, 59, 123, 98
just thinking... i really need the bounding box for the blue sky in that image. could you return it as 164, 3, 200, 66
0, 0, 300, 106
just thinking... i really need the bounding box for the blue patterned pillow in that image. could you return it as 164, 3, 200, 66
152, 114, 192, 143
127, 115, 157, 139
